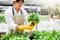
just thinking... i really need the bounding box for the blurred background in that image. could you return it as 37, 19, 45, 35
0, 1, 60, 40
0, 0, 60, 18
0, 0, 60, 31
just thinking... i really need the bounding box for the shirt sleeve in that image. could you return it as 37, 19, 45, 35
4, 9, 17, 30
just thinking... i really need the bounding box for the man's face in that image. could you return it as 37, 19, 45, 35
14, 1, 23, 9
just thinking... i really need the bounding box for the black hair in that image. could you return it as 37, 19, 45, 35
16, 0, 24, 3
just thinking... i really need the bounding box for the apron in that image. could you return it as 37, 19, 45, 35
11, 7, 24, 34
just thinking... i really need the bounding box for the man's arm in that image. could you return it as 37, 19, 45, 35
4, 10, 17, 30
5, 9, 34, 30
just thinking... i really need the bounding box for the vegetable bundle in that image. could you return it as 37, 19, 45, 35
28, 13, 40, 24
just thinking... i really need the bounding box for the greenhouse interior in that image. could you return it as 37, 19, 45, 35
0, 0, 60, 40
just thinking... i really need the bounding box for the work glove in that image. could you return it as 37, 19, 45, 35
16, 25, 26, 30
26, 21, 35, 30
16, 21, 35, 30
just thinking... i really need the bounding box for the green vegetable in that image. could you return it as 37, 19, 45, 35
1, 30, 60, 40
28, 13, 40, 24
1, 32, 29, 40
0, 15, 6, 23
31, 30, 60, 40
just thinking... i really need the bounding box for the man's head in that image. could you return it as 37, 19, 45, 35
13, 0, 24, 9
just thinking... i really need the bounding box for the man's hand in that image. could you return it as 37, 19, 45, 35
26, 21, 35, 30
16, 22, 35, 30
26, 25, 34, 30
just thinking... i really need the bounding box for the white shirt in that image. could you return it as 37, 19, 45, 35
4, 7, 28, 30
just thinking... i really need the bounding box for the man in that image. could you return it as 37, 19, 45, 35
5, 0, 34, 33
